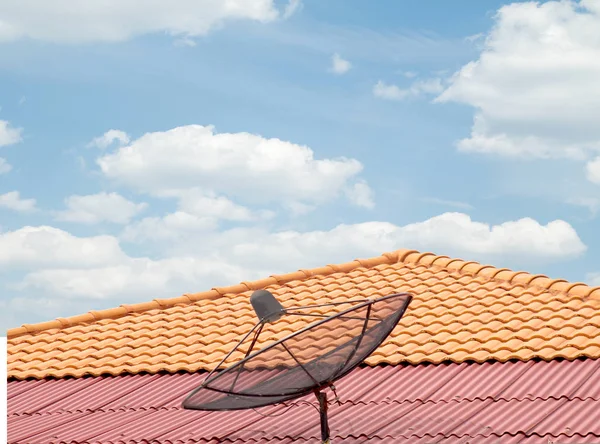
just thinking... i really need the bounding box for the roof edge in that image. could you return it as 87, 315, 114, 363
8, 248, 600, 340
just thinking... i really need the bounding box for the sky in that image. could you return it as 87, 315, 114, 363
1, 0, 599, 330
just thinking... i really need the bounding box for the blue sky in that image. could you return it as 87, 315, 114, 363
1, 0, 599, 330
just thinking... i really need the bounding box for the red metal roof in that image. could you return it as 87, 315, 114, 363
8, 358, 600, 443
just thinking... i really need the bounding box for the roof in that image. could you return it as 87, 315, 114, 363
7, 248, 600, 380
8, 358, 600, 443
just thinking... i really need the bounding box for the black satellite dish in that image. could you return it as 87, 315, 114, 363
182, 290, 412, 443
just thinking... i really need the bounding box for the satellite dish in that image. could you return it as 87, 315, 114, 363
182, 290, 412, 443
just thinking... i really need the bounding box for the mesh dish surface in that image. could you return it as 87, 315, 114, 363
183, 293, 412, 411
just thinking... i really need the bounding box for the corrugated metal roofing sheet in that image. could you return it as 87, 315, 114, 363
8, 358, 600, 443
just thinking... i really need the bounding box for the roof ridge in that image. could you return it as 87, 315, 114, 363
7, 249, 599, 339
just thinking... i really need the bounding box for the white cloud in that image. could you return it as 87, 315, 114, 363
172, 188, 275, 221
87, 129, 130, 149
0, 225, 250, 301
412, 78, 445, 95
392, 212, 585, 259
0, 0, 297, 44
452, 114, 592, 160
0, 157, 11, 174
373, 78, 444, 101
19, 257, 249, 300
0, 226, 127, 270
284, 201, 316, 217
120, 189, 273, 244
2, 211, 585, 327
0, 297, 69, 330
586, 156, 600, 184
345, 180, 375, 209
283, 0, 303, 19
0, 191, 36, 212
224, 212, 586, 272
373, 81, 410, 101
330, 53, 351, 74
121, 211, 217, 244
122, 211, 586, 270
55, 192, 147, 224
436, 0, 600, 167
96, 124, 366, 208
0, 120, 22, 146
567, 196, 600, 215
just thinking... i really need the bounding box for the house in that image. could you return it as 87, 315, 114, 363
7, 249, 600, 442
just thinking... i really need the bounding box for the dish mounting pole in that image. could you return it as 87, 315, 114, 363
315, 390, 330, 444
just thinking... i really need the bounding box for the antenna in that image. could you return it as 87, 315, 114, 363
182, 290, 413, 443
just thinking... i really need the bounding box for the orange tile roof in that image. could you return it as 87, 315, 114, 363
7, 249, 600, 380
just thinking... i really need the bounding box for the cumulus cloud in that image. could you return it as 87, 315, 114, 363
55, 192, 147, 224
0, 0, 299, 44
0, 226, 127, 270
120, 189, 273, 244
330, 53, 351, 75
126, 212, 586, 269
2, 211, 586, 327
586, 156, 600, 184
373, 78, 444, 101
344, 180, 375, 209
120, 211, 218, 244
0, 297, 70, 331
373, 81, 409, 100
0, 157, 12, 174
283, 201, 316, 217
392, 213, 585, 259
436, 0, 600, 167
172, 188, 275, 221
19, 257, 249, 300
0, 120, 22, 146
224, 212, 586, 271
0, 191, 36, 212
96, 124, 366, 208
87, 129, 130, 149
